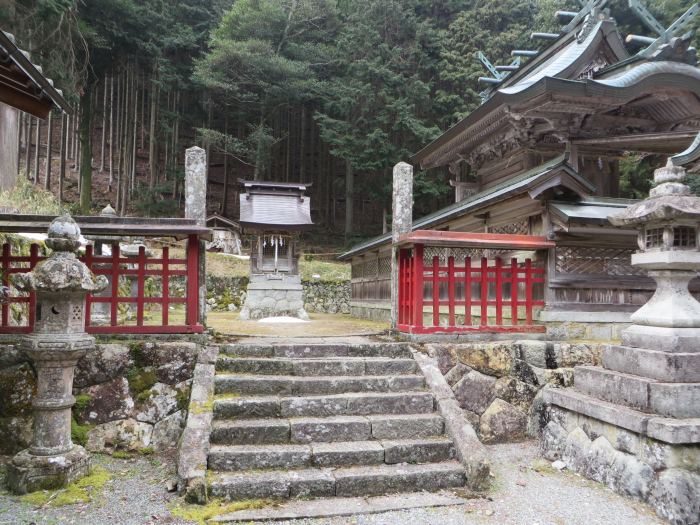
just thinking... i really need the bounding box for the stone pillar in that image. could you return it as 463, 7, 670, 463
7, 214, 107, 493
390, 162, 413, 330
185, 146, 207, 325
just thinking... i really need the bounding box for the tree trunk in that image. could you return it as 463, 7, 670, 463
254, 112, 264, 180
100, 77, 107, 171
79, 85, 94, 213
131, 74, 138, 194
148, 75, 158, 190
108, 74, 114, 189
45, 110, 52, 190
33, 118, 40, 183
59, 112, 66, 203
345, 161, 355, 240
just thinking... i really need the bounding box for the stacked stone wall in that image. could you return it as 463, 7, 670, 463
0, 341, 197, 455
204, 275, 350, 315
426, 341, 603, 444
539, 405, 700, 524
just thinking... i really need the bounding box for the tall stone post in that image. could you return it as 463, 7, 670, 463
390, 162, 413, 330
185, 146, 207, 325
7, 215, 107, 493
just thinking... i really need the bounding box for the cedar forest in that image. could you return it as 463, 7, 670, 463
3, 0, 699, 248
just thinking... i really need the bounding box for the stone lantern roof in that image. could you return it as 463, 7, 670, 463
13, 214, 107, 294
609, 160, 700, 227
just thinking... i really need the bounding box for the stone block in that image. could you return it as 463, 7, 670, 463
650, 468, 700, 525
75, 344, 132, 388
217, 356, 293, 375
135, 382, 179, 423
540, 421, 567, 461
649, 383, 700, 418
513, 340, 549, 368
281, 395, 348, 417
151, 410, 185, 451
556, 343, 602, 368
292, 359, 364, 376
210, 419, 290, 445
603, 345, 700, 382
382, 438, 454, 464
452, 370, 496, 415
368, 414, 443, 440
451, 343, 513, 377
574, 366, 654, 412
364, 358, 417, 375
76, 377, 134, 424
290, 416, 371, 443
344, 392, 434, 416
494, 376, 538, 412
214, 397, 280, 419
444, 363, 470, 386
479, 398, 527, 444
311, 441, 384, 467
425, 345, 456, 374
288, 469, 336, 497
215, 375, 293, 396
0, 416, 32, 455
0, 363, 35, 416
86, 418, 153, 452
333, 462, 465, 497
7, 446, 91, 494
209, 444, 312, 471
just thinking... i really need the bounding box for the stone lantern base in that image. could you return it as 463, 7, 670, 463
7, 445, 91, 494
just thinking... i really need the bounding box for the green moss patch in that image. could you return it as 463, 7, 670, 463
20, 466, 111, 507
127, 367, 157, 395
170, 498, 273, 525
71, 418, 93, 446
73, 394, 93, 412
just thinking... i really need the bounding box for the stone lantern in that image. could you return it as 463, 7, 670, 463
610, 159, 700, 351
7, 214, 107, 493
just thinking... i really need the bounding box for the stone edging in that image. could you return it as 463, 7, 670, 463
176, 344, 220, 503
410, 347, 491, 490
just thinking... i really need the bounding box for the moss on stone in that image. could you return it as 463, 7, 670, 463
169, 498, 272, 525
136, 388, 155, 403
73, 394, 93, 412
128, 342, 147, 368
20, 466, 111, 507
126, 366, 157, 395
111, 451, 133, 459
138, 446, 154, 456
71, 418, 93, 446
176, 387, 191, 411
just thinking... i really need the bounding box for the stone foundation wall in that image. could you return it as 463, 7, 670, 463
350, 302, 391, 322
0, 341, 197, 455
204, 276, 350, 315
426, 341, 603, 444
539, 404, 700, 525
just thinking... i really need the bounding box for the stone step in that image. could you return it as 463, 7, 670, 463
221, 343, 412, 359
216, 356, 418, 376
574, 366, 655, 412
208, 461, 465, 500
574, 366, 700, 417
213, 391, 435, 419
603, 344, 700, 383
210, 414, 445, 445
208, 438, 455, 471
214, 374, 425, 396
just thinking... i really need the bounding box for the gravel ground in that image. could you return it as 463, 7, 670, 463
0, 452, 190, 525
0, 441, 663, 525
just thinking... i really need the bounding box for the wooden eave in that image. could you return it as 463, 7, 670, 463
0, 31, 70, 118
0, 214, 212, 240
396, 230, 554, 250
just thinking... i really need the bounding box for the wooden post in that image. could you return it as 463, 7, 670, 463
412, 243, 424, 329
45, 111, 52, 190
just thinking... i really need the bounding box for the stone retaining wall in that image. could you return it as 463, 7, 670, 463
426, 341, 603, 444
539, 404, 700, 524
205, 276, 350, 315
0, 341, 198, 455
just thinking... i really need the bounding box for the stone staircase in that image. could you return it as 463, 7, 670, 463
206, 342, 467, 500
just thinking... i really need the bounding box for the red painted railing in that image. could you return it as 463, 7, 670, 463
396, 232, 551, 334
0, 235, 202, 334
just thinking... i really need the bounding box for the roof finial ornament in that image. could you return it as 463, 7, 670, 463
626, 0, 699, 58
476, 51, 521, 88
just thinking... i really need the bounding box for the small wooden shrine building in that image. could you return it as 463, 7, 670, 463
238, 180, 313, 319
341, 0, 700, 335
206, 213, 242, 255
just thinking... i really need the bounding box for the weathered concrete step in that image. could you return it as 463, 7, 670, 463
603, 344, 700, 383
210, 414, 445, 445
574, 365, 700, 417
208, 461, 465, 500
216, 356, 418, 376
221, 343, 412, 359
208, 438, 455, 471
213, 391, 435, 419
214, 374, 425, 396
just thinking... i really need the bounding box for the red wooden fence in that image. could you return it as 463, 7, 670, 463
0, 235, 202, 334
397, 238, 547, 334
